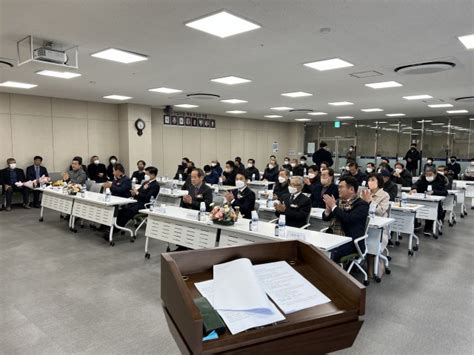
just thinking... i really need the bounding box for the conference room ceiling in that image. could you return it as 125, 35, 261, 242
0, 0, 473, 122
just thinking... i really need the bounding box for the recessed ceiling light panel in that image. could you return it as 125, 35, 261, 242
220, 99, 248, 104
174, 104, 199, 108
365, 81, 403, 89
328, 101, 354, 106
428, 103, 453, 108
149, 87, 183, 94
386, 113, 406, 117
403, 94, 433, 100
36, 70, 81, 79
103, 95, 132, 101
270, 106, 293, 111
0, 81, 37, 89
361, 108, 383, 112
458, 34, 474, 49
307, 112, 327, 116
91, 48, 148, 63
304, 58, 354, 71
210, 76, 251, 85
281, 91, 313, 98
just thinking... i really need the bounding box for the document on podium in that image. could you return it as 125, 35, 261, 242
254, 261, 331, 314
195, 280, 285, 335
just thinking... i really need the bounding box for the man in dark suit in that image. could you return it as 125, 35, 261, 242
102, 163, 132, 198
322, 176, 370, 263
174, 157, 190, 181
180, 168, 213, 211
312, 141, 333, 167
311, 167, 339, 208
275, 176, 312, 228
203, 164, 219, 185
244, 159, 260, 181
343, 162, 366, 186
224, 173, 256, 219
1, 158, 30, 211
290, 159, 304, 176
26, 155, 49, 208
391, 162, 413, 187
447, 156, 461, 180
87, 155, 108, 183
131, 160, 147, 184
234, 157, 246, 174
222, 161, 237, 186
116, 166, 160, 227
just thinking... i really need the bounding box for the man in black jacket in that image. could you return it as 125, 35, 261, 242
391, 162, 413, 187
224, 173, 256, 219
180, 168, 213, 211
222, 161, 237, 186
411, 167, 448, 236
131, 160, 147, 184
343, 162, 366, 186
312, 141, 334, 167
404, 143, 420, 176
290, 158, 304, 176
273, 169, 290, 200
311, 168, 339, 208
26, 155, 49, 208
116, 166, 160, 227
381, 169, 398, 201
275, 176, 312, 228
322, 176, 370, 263
447, 156, 461, 180
1, 158, 30, 210
87, 155, 108, 183
102, 163, 132, 198
244, 159, 260, 181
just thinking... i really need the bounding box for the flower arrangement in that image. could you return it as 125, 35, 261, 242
66, 183, 82, 195
52, 180, 65, 187
209, 204, 238, 226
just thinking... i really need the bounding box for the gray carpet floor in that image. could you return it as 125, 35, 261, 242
0, 206, 473, 354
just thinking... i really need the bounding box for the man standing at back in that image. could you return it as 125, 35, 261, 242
312, 141, 333, 167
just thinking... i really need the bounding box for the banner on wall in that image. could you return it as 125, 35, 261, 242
163, 111, 215, 129
272, 141, 279, 153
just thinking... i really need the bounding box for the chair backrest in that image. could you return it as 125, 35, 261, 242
364, 216, 371, 236
396, 184, 402, 198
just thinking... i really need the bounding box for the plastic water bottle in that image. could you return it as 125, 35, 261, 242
105, 188, 112, 202
267, 192, 273, 208
149, 196, 155, 211
178, 174, 183, 182
278, 214, 286, 237
171, 182, 177, 194
199, 202, 206, 221
252, 173, 255, 181
218, 177, 223, 187
131, 177, 137, 190
81, 184, 87, 198
290, 171, 293, 177
369, 202, 376, 218
304, 168, 307, 175
251, 210, 259, 231
401, 192, 407, 207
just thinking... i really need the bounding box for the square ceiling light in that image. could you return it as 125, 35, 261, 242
361, 108, 383, 112
328, 101, 353, 106
149, 87, 182, 94
307, 112, 327, 116
174, 104, 199, 108
304, 58, 354, 71
91, 48, 148, 64
428, 103, 453, 108
447, 110, 468, 114
458, 34, 474, 49
210, 76, 251, 85
281, 91, 312, 98
264, 115, 282, 118
0, 81, 37, 89
365, 81, 403, 89
386, 113, 406, 117
270, 106, 293, 111
36, 70, 81, 79
185, 10, 260, 38
337, 116, 354, 119
295, 118, 311, 122
220, 99, 248, 104
103, 95, 132, 101
226, 110, 246, 114
403, 94, 433, 100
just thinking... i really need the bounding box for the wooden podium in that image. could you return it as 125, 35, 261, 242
161, 240, 365, 354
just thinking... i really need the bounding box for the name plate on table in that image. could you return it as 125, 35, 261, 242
286, 229, 306, 240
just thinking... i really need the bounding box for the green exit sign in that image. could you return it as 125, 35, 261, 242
334, 121, 341, 128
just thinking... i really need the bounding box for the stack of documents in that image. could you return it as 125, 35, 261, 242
195, 258, 331, 335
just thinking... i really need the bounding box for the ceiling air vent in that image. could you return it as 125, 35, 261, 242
350, 70, 383, 78
394, 61, 455, 75
186, 93, 220, 100
455, 96, 474, 103
289, 109, 313, 113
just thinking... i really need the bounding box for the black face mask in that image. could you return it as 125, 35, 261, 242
451, 159, 456, 163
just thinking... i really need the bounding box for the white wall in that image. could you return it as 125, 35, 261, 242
0, 93, 119, 172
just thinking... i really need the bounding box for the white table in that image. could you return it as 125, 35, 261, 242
309, 207, 330, 231
37, 187, 75, 228
156, 188, 188, 206
453, 180, 473, 214
157, 178, 186, 188
208, 184, 237, 192
389, 202, 424, 255
247, 180, 274, 193
70, 191, 137, 246
367, 216, 395, 282
406, 193, 446, 238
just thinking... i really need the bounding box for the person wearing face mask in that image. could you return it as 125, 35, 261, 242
379, 157, 393, 173
107, 156, 118, 181
244, 159, 260, 181
446, 156, 461, 180
365, 162, 375, 175
345, 145, 356, 164
234, 156, 245, 174
411, 167, 447, 236
203, 165, 219, 185
423, 157, 436, 172
263, 159, 279, 182
26, 155, 49, 208
464, 158, 474, 181
274, 176, 312, 228
344, 162, 366, 186
131, 160, 147, 184
404, 143, 421, 176
273, 169, 290, 199
282, 157, 292, 171
290, 158, 304, 176
116, 166, 160, 227
63, 156, 87, 185
302, 165, 320, 193
300, 156, 309, 174
311, 168, 339, 208
437, 165, 452, 189
312, 141, 334, 167
360, 173, 390, 278
319, 161, 329, 172
224, 173, 256, 219
380, 169, 398, 201
87, 155, 108, 183
222, 161, 237, 186
174, 157, 190, 180
210, 160, 223, 177
102, 163, 132, 198
0, 158, 30, 211
181, 168, 213, 211
391, 162, 413, 187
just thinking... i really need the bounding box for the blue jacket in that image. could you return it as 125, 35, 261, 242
311, 183, 339, 208
110, 175, 132, 198
204, 170, 219, 185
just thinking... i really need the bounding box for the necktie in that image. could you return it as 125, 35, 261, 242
35, 166, 40, 179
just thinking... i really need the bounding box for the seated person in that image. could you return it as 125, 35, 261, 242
311, 168, 338, 208
245, 159, 260, 181
174, 157, 190, 180
392, 162, 412, 187
0, 158, 30, 210
234, 156, 246, 174
222, 161, 237, 186
131, 160, 147, 184
263, 157, 279, 182
447, 156, 461, 180
302, 165, 320, 193
290, 158, 304, 176
106, 156, 118, 181
360, 173, 390, 278
26, 155, 49, 208
203, 164, 219, 185
282, 157, 292, 171
87, 155, 108, 183
464, 158, 474, 181
381, 169, 398, 201
319, 161, 329, 172
437, 165, 452, 190
274, 176, 312, 228
224, 173, 256, 219
300, 156, 309, 175
63, 156, 87, 185
379, 157, 393, 173
180, 168, 213, 211
343, 162, 366, 186
423, 157, 436, 172
210, 160, 223, 177
102, 163, 131, 198
411, 167, 447, 236
322, 176, 370, 263
116, 166, 160, 227
365, 162, 376, 175
273, 169, 290, 200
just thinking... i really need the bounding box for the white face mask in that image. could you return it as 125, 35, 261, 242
471, 161, 474, 166
290, 163, 296, 168
225, 168, 231, 173
9, 163, 16, 169
437, 171, 444, 175
345, 166, 350, 171
308, 173, 316, 179
211, 163, 216, 167
300, 160, 306, 165
288, 186, 298, 194
235, 180, 245, 189
366, 167, 373, 173
93, 160, 100, 165
395, 168, 402, 174
349, 148, 353, 152
247, 163, 253, 168
284, 160, 289, 164
143, 174, 151, 181
268, 164, 274, 169
278, 176, 287, 184
426, 176, 434, 182
427, 160, 433, 164
110, 159, 117, 165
